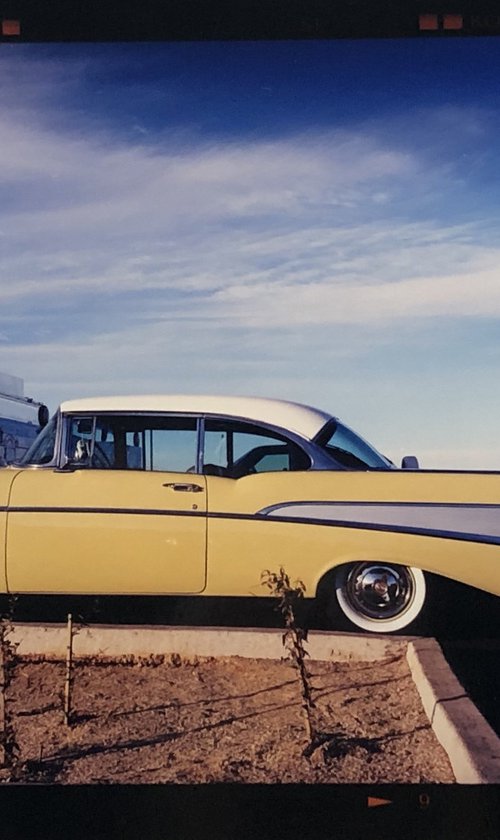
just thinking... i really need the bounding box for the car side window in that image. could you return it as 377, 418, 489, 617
251, 451, 290, 472
67, 415, 198, 472
203, 419, 311, 477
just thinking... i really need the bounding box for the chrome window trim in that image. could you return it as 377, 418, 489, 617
199, 413, 333, 472
196, 417, 205, 474
57, 409, 342, 472
59, 411, 203, 474
59, 409, 73, 467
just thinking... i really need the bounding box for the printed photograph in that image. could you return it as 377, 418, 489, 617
0, 36, 499, 785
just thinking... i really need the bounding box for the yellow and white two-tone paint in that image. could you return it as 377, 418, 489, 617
204, 469, 500, 600
0, 394, 499, 633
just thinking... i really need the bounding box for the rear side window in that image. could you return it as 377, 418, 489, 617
203, 419, 311, 477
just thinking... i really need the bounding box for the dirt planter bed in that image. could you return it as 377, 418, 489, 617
2, 650, 455, 784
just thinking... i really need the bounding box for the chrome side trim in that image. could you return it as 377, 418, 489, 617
6, 506, 206, 518
259, 500, 500, 542
4, 504, 500, 547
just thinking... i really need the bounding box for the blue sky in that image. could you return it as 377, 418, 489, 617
1, 39, 500, 468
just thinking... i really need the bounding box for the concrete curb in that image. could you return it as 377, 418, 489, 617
406, 638, 500, 784
10, 622, 408, 662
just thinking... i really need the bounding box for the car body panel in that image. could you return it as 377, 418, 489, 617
204, 471, 500, 597
6, 469, 207, 594
0, 468, 19, 593
3, 396, 500, 606
205, 514, 500, 598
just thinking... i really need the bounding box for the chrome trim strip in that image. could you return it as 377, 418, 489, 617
250, 513, 500, 546
259, 500, 500, 544
197, 417, 205, 475
7, 506, 206, 518
260, 500, 500, 513
4, 505, 500, 546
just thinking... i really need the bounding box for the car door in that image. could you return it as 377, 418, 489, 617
6, 413, 207, 595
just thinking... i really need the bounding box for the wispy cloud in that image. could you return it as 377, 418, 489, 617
1, 47, 500, 472
208, 264, 500, 327
1, 101, 498, 328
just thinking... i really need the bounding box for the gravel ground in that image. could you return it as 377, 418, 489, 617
2, 651, 455, 784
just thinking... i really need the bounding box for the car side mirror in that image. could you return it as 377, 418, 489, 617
401, 455, 419, 469
54, 441, 91, 473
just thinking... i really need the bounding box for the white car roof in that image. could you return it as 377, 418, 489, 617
59, 395, 332, 441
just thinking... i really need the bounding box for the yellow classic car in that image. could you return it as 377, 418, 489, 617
1, 394, 499, 633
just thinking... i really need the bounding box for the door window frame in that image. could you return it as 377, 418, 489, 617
50, 410, 329, 473
60, 412, 204, 474
199, 414, 314, 477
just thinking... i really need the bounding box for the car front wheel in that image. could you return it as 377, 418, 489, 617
331, 561, 426, 633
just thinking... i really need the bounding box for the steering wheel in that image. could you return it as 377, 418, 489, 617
93, 442, 112, 468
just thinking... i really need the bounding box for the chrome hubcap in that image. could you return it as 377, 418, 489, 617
345, 563, 415, 620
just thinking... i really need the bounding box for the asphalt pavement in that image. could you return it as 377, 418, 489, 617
439, 642, 500, 738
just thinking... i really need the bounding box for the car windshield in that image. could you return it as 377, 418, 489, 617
17, 414, 58, 466
316, 420, 392, 470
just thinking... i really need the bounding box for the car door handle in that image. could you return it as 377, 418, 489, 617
163, 482, 204, 492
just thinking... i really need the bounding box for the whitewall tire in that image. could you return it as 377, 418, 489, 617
332, 562, 426, 633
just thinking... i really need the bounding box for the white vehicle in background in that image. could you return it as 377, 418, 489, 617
0, 372, 48, 465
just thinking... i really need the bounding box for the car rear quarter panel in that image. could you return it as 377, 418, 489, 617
205, 470, 500, 598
